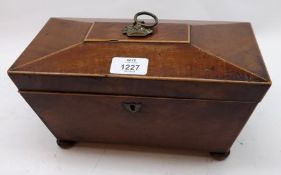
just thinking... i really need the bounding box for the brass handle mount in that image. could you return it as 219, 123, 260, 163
122, 11, 158, 37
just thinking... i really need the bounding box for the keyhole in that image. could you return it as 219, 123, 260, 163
123, 102, 142, 113
129, 104, 136, 112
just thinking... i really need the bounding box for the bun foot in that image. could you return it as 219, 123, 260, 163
209, 150, 230, 160
56, 139, 76, 149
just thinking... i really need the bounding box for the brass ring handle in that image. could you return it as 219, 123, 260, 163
122, 11, 158, 37
133, 11, 158, 28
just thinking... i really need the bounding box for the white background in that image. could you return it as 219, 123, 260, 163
1, 0, 281, 174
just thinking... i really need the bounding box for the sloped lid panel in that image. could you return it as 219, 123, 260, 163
10, 18, 92, 70
191, 23, 270, 81
12, 42, 263, 82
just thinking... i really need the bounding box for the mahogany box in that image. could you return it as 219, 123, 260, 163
8, 15, 271, 160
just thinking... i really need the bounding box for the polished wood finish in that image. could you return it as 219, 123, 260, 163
8, 18, 271, 157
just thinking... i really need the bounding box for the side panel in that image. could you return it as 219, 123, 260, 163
21, 91, 257, 152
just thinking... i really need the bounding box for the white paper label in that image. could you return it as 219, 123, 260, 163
110, 57, 149, 75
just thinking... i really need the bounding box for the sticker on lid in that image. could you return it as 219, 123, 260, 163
110, 57, 149, 75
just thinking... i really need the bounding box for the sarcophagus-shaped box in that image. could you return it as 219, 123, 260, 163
8, 15, 271, 160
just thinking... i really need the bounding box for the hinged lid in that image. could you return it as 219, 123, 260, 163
8, 16, 271, 102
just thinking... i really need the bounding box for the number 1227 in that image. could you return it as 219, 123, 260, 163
121, 64, 140, 71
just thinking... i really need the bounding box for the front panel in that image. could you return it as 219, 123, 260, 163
21, 91, 257, 152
